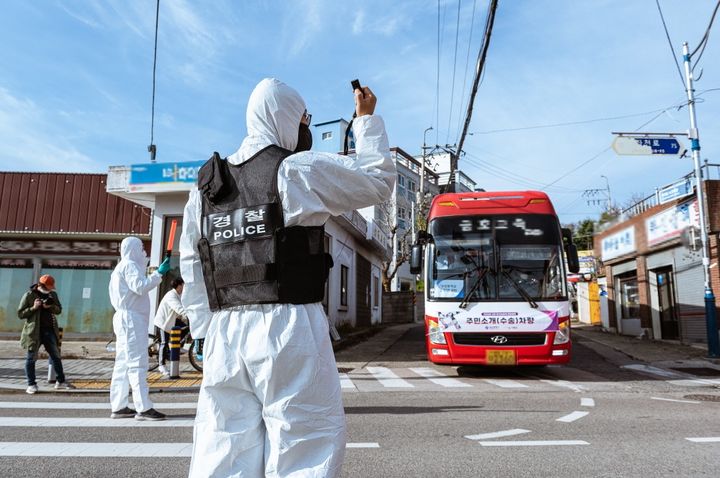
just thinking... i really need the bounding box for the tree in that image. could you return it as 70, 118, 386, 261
376, 199, 413, 292
573, 219, 595, 251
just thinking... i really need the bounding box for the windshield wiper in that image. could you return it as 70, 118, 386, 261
459, 266, 495, 309
501, 266, 538, 309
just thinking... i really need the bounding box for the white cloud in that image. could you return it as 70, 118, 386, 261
0, 87, 95, 172
352, 10, 366, 35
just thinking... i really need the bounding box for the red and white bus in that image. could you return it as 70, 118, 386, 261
410, 191, 579, 366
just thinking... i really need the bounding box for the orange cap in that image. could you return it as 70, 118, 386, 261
38, 274, 56, 291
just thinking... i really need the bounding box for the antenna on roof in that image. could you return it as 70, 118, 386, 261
147, 0, 160, 162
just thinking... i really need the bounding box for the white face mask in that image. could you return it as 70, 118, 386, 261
37, 286, 50, 294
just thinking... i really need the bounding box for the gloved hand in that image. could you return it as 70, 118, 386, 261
157, 257, 171, 275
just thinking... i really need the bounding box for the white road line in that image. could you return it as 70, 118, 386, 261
0, 442, 192, 457
465, 428, 531, 441
667, 379, 717, 387
556, 411, 590, 423
0, 417, 194, 428
482, 379, 528, 389
540, 379, 585, 393
478, 440, 589, 447
0, 402, 198, 410
0, 442, 379, 456
650, 397, 700, 404
580, 398, 595, 407
339, 373, 357, 391
686, 437, 720, 443
345, 443, 380, 448
621, 364, 681, 378
366, 367, 414, 388
409, 368, 472, 388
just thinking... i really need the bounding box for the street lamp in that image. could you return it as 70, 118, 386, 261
419, 126, 434, 215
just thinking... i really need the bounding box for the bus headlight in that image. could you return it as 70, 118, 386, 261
553, 319, 571, 345
427, 319, 447, 345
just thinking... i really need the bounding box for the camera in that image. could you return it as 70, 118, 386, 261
42, 297, 54, 306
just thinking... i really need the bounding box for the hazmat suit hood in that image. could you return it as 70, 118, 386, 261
228, 78, 307, 165
119, 237, 147, 265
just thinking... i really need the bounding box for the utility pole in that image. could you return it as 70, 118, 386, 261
582, 178, 611, 209
418, 126, 433, 216
600, 175, 612, 210
682, 41, 719, 357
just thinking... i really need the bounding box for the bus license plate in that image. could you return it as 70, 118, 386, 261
486, 350, 516, 365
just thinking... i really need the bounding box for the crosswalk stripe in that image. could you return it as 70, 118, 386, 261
0, 402, 198, 410
465, 428, 531, 441
581, 398, 595, 407
556, 411, 589, 423
686, 437, 720, 443
539, 379, 585, 392
0, 442, 380, 457
0, 417, 194, 428
621, 364, 681, 378
339, 373, 357, 390
365, 367, 414, 388
482, 379, 528, 389
408, 368, 472, 388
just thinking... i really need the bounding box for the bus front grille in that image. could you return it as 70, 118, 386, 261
452, 333, 547, 346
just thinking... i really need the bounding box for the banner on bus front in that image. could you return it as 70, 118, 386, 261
425, 301, 569, 333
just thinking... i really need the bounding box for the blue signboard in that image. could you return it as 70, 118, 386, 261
129, 161, 205, 185
658, 179, 693, 205
632, 137, 682, 154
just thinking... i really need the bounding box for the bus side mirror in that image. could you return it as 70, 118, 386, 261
410, 244, 423, 275
566, 243, 580, 274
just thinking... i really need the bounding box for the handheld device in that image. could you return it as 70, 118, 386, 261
351, 79, 364, 97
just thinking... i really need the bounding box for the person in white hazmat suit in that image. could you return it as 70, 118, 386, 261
109, 236, 171, 421
179, 78, 395, 477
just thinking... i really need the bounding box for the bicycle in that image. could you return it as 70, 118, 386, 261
147, 327, 204, 373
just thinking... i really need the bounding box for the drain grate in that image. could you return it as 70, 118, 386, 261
684, 394, 720, 402
670, 367, 720, 377
337, 367, 354, 374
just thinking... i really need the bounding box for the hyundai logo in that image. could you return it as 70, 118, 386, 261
491, 335, 508, 344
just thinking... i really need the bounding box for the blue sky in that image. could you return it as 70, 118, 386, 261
1, 1, 718, 225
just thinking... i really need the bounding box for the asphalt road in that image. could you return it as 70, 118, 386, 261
1, 324, 719, 477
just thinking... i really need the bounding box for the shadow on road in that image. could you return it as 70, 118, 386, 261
359, 324, 663, 383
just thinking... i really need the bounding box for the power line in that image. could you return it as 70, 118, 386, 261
470, 107, 669, 135
655, 0, 686, 90
541, 108, 668, 189
434, 0, 441, 145
148, 0, 160, 162
451, 0, 498, 190
462, 151, 583, 193
446, 0, 462, 144
455, 0, 478, 144
690, 0, 720, 71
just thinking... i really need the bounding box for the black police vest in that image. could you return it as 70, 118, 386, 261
196, 145, 332, 312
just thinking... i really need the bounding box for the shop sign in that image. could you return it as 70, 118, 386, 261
129, 161, 204, 185
577, 250, 596, 274
645, 200, 700, 247
0, 240, 120, 255
658, 178, 693, 205
601, 227, 635, 261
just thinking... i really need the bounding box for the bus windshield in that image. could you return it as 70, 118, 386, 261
428, 214, 567, 302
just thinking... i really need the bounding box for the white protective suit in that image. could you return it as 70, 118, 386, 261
180, 78, 395, 478
109, 237, 163, 413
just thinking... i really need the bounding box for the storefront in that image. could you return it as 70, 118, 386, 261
106, 159, 390, 329
0, 172, 151, 338
595, 183, 720, 344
